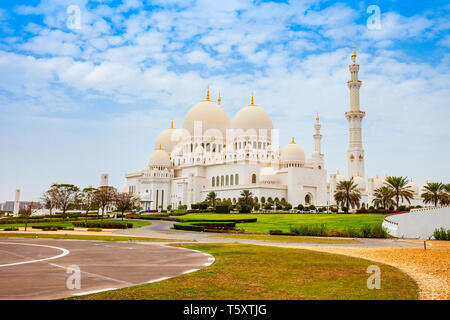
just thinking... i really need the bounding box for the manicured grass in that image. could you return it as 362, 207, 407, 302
177, 214, 386, 234
73, 243, 417, 300
208, 234, 358, 243
0, 219, 151, 229
0, 232, 177, 242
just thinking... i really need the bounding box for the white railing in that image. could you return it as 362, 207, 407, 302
410, 205, 450, 213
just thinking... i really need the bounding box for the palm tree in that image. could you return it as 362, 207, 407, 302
421, 182, 444, 207
385, 176, 414, 210
442, 184, 450, 205
372, 186, 395, 210
240, 190, 253, 205
206, 191, 218, 207
334, 180, 361, 213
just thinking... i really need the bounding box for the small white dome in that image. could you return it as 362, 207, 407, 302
154, 121, 182, 152
260, 166, 277, 182
280, 138, 306, 163
353, 174, 366, 191
149, 148, 171, 167
407, 179, 419, 196
335, 171, 345, 182
182, 95, 231, 137
373, 174, 385, 189
232, 98, 273, 133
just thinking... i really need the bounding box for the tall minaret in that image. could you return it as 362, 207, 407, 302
312, 113, 324, 169
346, 44, 365, 179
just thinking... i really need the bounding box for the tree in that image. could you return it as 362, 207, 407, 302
385, 176, 414, 210
52, 184, 80, 222
421, 182, 444, 207
115, 192, 138, 220
240, 190, 253, 205
20, 202, 36, 232
441, 184, 450, 205
79, 187, 98, 223
94, 186, 117, 221
41, 186, 58, 218
334, 180, 361, 213
372, 186, 395, 210
206, 191, 218, 207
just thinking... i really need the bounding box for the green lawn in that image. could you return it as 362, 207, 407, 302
0, 219, 151, 229
0, 232, 176, 242
176, 214, 386, 234
73, 243, 417, 300
208, 234, 358, 243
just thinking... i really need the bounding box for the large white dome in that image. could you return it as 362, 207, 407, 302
280, 138, 306, 163
182, 95, 231, 137
154, 121, 182, 152
148, 148, 171, 167
260, 165, 277, 183
232, 98, 273, 132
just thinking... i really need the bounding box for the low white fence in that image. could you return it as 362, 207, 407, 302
382, 206, 450, 239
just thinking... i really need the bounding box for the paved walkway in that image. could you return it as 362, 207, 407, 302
114, 220, 423, 248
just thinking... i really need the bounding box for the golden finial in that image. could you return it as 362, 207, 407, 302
376, 174, 379, 179
357, 172, 360, 177
291, 137, 295, 144
159, 144, 162, 150
351, 43, 357, 59
218, 91, 222, 104
337, 170, 340, 175
316, 112, 319, 121
250, 93, 255, 106
205, 87, 210, 101
170, 120, 174, 129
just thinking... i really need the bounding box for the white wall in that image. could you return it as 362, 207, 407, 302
382, 206, 450, 239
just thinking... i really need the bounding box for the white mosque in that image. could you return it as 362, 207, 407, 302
125, 47, 423, 210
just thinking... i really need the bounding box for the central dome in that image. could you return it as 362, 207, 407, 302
182, 93, 231, 137
148, 147, 171, 167
232, 97, 273, 132
281, 138, 306, 163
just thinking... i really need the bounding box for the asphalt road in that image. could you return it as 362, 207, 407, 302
0, 238, 213, 300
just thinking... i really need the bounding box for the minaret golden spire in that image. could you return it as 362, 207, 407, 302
291, 137, 295, 144
205, 87, 210, 101
218, 91, 222, 104
250, 93, 255, 106
351, 43, 357, 59
170, 120, 174, 129
159, 144, 162, 150
316, 112, 319, 121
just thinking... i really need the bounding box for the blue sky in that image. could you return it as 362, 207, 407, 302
0, 0, 449, 201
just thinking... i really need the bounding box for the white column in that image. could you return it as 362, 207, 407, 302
13, 189, 20, 217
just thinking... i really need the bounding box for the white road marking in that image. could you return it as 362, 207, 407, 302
0, 242, 70, 267
72, 288, 117, 296
182, 268, 199, 274
147, 277, 170, 283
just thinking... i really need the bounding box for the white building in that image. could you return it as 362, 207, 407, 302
126, 46, 424, 210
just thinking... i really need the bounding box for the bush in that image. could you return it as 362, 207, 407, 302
87, 228, 103, 232
290, 224, 388, 238
238, 204, 252, 213
291, 224, 328, 237
72, 221, 132, 229
433, 227, 450, 240
2, 227, 19, 231
215, 205, 230, 213
269, 230, 296, 236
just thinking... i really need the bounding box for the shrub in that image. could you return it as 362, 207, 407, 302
215, 205, 230, 213
369, 206, 375, 210
87, 228, 103, 232
2, 227, 19, 231
290, 224, 328, 237
72, 221, 132, 229
433, 227, 449, 240
297, 204, 305, 211
239, 204, 252, 213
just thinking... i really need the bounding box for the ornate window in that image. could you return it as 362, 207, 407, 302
230, 175, 234, 185
235, 174, 239, 185
252, 174, 256, 184
212, 177, 215, 187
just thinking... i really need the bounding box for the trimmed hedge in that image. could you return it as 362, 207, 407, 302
215, 205, 230, 213
290, 224, 388, 238
173, 221, 237, 232
72, 221, 132, 229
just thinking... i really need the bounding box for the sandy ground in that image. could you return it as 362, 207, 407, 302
283, 240, 450, 300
